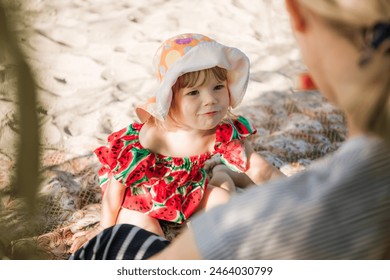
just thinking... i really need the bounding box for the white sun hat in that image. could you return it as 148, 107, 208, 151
136, 33, 250, 123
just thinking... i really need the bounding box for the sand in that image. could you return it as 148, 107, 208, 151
1, 0, 302, 159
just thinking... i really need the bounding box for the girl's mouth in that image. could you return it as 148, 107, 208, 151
203, 111, 218, 116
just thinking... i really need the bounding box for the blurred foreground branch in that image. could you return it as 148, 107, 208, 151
0, 0, 41, 258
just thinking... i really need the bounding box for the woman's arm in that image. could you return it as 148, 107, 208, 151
148, 227, 202, 260
244, 141, 285, 184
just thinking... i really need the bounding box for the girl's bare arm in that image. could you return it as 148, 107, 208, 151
99, 174, 127, 228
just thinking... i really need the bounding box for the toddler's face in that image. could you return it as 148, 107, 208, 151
171, 72, 230, 131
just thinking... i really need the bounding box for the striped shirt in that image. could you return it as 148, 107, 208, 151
191, 135, 390, 259
69, 224, 169, 260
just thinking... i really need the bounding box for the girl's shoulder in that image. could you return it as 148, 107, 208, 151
138, 120, 172, 156
94, 122, 144, 174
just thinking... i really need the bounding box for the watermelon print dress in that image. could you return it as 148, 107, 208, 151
94, 116, 256, 224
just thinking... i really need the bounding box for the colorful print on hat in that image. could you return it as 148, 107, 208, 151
155, 34, 214, 82
136, 33, 250, 123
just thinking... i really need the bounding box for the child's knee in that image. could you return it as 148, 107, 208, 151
202, 185, 231, 211
210, 165, 236, 193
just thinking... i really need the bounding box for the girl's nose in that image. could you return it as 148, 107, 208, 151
202, 89, 218, 105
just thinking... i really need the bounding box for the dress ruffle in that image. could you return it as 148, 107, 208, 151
214, 116, 257, 172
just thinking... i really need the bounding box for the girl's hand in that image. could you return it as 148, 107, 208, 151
69, 225, 104, 254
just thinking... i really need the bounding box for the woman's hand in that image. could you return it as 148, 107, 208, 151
69, 225, 104, 254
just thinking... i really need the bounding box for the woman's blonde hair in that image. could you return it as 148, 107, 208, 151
299, 0, 390, 144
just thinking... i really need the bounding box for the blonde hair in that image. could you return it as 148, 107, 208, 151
151, 66, 232, 128
299, 0, 390, 144
299, 0, 390, 26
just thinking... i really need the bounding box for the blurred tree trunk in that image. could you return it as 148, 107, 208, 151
0, 0, 41, 259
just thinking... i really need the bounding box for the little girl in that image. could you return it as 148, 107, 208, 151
70, 33, 283, 253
